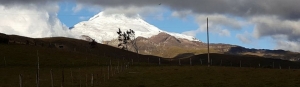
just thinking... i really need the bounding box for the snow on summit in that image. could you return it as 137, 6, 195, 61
71, 12, 200, 43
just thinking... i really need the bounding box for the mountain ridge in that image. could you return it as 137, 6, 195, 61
1, 32, 300, 61
69, 12, 300, 60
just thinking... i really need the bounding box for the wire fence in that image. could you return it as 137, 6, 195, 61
1, 54, 300, 86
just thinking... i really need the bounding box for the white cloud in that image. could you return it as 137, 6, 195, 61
275, 40, 300, 52
79, 16, 90, 20
236, 31, 253, 44
181, 14, 245, 37
101, 6, 163, 18
72, 3, 83, 13
196, 14, 246, 30
72, 3, 164, 19
182, 30, 198, 37
72, 3, 102, 14
251, 16, 300, 40
171, 10, 192, 19
219, 29, 230, 37
154, 13, 164, 21
248, 16, 300, 52
0, 2, 73, 38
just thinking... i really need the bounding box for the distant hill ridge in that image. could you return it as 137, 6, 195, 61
1, 32, 300, 61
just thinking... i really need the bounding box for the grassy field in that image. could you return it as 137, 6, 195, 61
2, 65, 300, 87
0, 44, 151, 87
102, 66, 300, 87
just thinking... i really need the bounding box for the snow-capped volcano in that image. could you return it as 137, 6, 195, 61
71, 12, 200, 43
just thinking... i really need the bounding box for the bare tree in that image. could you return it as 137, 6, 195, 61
127, 29, 139, 54
89, 39, 97, 48
117, 28, 127, 50
117, 28, 139, 53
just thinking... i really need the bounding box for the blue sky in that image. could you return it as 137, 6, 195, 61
57, 2, 274, 50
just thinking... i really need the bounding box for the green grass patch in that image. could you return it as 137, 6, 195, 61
102, 66, 300, 87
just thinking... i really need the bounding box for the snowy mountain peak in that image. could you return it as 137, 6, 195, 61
71, 12, 200, 43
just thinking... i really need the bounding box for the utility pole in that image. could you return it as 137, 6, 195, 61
207, 18, 210, 67
36, 50, 40, 87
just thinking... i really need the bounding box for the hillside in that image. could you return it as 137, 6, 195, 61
104, 32, 239, 58
3, 31, 300, 62
227, 46, 300, 61
1, 32, 299, 63
0, 33, 164, 66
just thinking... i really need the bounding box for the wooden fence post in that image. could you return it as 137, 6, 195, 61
98, 58, 100, 66
36, 50, 40, 87
103, 68, 106, 82
91, 74, 94, 87
120, 64, 123, 72
108, 66, 110, 80
100, 68, 103, 83
279, 65, 281, 69
79, 68, 81, 87
211, 59, 213, 65
131, 59, 133, 65
190, 58, 192, 66
118, 60, 120, 73
61, 68, 65, 87
159, 58, 161, 65
114, 66, 116, 75
110, 59, 112, 66
273, 62, 275, 69
111, 66, 114, 77
240, 60, 241, 67
36, 74, 38, 87
96, 74, 99, 86
116, 66, 118, 74
19, 74, 22, 87
220, 60, 222, 66
200, 59, 202, 65
4, 57, 6, 66
85, 74, 88, 87
103, 73, 106, 82
50, 69, 54, 87
179, 59, 181, 66
86, 57, 87, 67
138, 57, 140, 65
127, 62, 129, 69
70, 68, 74, 86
